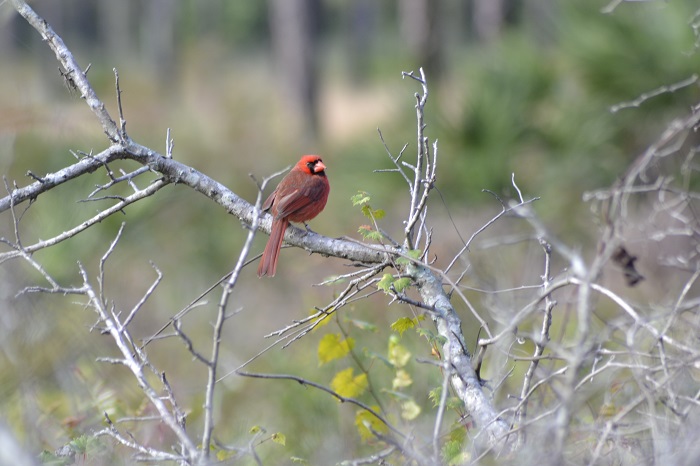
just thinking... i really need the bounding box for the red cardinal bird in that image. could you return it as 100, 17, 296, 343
257, 155, 330, 277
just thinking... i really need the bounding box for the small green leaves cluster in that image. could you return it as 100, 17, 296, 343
377, 273, 412, 294
39, 435, 105, 465
351, 191, 385, 241
377, 249, 420, 295
441, 427, 470, 465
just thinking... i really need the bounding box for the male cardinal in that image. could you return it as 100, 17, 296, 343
257, 155, 330, 277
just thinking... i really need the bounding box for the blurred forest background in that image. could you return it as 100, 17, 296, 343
1, 0, 699, 464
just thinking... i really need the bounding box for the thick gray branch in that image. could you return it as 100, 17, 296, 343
408, 261, 511, 452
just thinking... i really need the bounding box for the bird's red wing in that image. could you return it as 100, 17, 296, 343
274, 188, 315, 219
261, 190, 276, 212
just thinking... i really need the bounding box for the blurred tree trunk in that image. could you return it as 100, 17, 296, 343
523, 0, 556, 45
141, 0, 177, 86
472, 0, 504, 43
346, 0, 376, 85
398, 0, 442, 78
269, 0, 320, 142
0, 12, 18, 59
97, 0, 134, 59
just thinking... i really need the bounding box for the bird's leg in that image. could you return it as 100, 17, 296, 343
303, 222, 315, 234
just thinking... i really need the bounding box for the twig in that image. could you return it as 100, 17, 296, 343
95, 413, 182, 462
199, 171, 267, 459
401, 68, 432, 250
432, 359, 452, 463
609, 74, 698, 113
77, 229, 198, 460
236, 371, 405, 439
121, 262, 162, 330
515, 239, 555, 447
114, 68, 128, 142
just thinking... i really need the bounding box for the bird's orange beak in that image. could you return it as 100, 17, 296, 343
314, 161, 326, 173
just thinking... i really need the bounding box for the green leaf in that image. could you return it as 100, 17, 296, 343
355, 407, 388, 441
442, 440, 464, 465
428, 387, 463, 411
443, 428, 470, 465
39, 450, 69, 466
390, 317, 416, 336
377, 274, 411, 294
351, 191, 371, 206
318, 333, 354, 366
290, 457, 309, 464
407, 249, 422, 259
396, 249, 422, 265
417, 328, 447, 347
331, 368, 368, 398
448, 426, 467, 443
358, 225, 383, 241
377, 274, 394, 293
428, 387, 442, 407
392, 277, 412, 293
365, 230, 384, 241
272, 432, 286, 446
69, 435, 90, 454
372, 208, 385, 219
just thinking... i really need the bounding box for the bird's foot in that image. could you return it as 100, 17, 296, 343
303, 222, 315, 235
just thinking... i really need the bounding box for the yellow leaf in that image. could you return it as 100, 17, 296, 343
401, 399, 421, 420
318, 333, 355, 366
355, 407, 388, 442
310, 310, 332, 331
271, 432, 286, 446
377, 274, 394, 293
388, 335, 411, 368
331, 367, 368, 398
390, 317, 415, 336
598, 402, 617, 419
249, 425, 262, 434
392, 369, 413, 390
217, 449, 236, 461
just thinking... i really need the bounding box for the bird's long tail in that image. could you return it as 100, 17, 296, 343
257, 218, 288, 277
